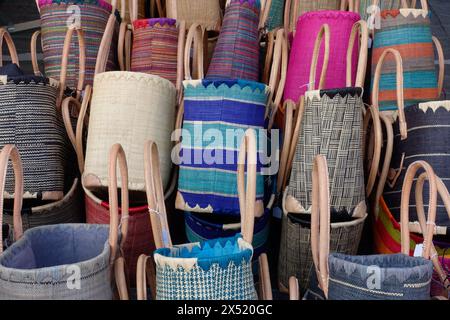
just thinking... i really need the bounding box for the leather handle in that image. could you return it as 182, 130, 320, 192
0, 145, 24, 254
238, 129, 257, 244
58, 27, 86, 110
415, 174, 450, 290
111, 0, 127, 19
61, 85, 92, 173
30, 30, 41, 75
108, 144, 130, 265
372, 48, 407, 140
118, 22, 129, 71
289, 276, 300, 300
363, 105, 382, 197
346, 20, 369, 88
136, 253, 157, 300
309, 24, 330, 91
262, 31, 275, 85
114, 256, 129, 300
184, 23, 205, 80
95, 11, 118, 75
283, 96, 305, 192
277, 100, 295, 194
311, 154, 331, 299
259, 0, 272, 31
400, 161, 437, 259
267, 28, 288, 130
176, 21, 187, 103
432, 36, 445, 97
258, 253, 273, 300
144, 140, 172, 249
0, 28, 19, 67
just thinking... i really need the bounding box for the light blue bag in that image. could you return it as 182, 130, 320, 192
0, 144, 128, 300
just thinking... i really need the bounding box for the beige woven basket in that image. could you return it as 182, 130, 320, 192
83, 71, 176, 192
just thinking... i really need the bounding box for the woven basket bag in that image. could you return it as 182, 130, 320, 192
371, 0, 445, 111
278, 24, 369, 293
142, 130, 261, 300
0, 29, 76, 201
311, 156, 447, 300
33, 0, 120, 89
0, 144, 128, 300
175, 79, 269, 216
206, 0, 261, 81
355, 0, 414, 20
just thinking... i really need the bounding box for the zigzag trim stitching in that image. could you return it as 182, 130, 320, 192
297, 10, 360, 24
94, 71, 176, 92
329, 277, 404, 297
418, 100, 450, 113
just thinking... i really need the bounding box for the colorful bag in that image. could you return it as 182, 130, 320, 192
284, 0, 346, 33
176, 79, 268, 216
311, 155, 442, 300
283, 10, 361, 103
155, 130, 259, 300
356, 0, 408, 20
372, 0, 444, 111
0, 144, 128, 300
130, 18, 185, 86
206, 0, 261, 81
34, 0, 119, 88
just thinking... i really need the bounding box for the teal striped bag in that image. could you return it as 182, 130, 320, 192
371, 2, 445, 111
175, 79, 269, 217
266, 0, 285, 31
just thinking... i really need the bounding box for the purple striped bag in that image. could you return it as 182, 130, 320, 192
33, 0, 119, 89
206, 0, 261, 81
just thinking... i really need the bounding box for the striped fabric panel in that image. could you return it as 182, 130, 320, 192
382, 102, 450, 227
178, 79, 268, 215
0, 80, 68, 198
206, 0, 260, 81
358, 0, 404, 21
372, 10, 439, 111
287, 89, 366, 214
40, 2, 117, 88
131, 19, 179, 85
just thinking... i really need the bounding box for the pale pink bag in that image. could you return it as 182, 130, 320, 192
283, 10, 361, 103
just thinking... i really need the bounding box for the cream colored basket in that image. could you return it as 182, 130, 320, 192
83, 71, 176, 192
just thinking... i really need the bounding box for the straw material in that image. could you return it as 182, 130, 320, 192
266, 0, 285, 31
383, 101, 450, 227
3, 178, 84, 231
358, 0, 404, 20
166, 0, 222, 31
206, 0, 261, 81
131, 19, 179, 84
184, 209, 271, 259
84, 188, 154, 285
284, 11, 360, 103
84, 71, 176, 191
286, 89, 366, 215
287, 0, 342, 32
372, 9, 439, 111
176, 79, 268, 216
0, 75, 67, 201
38, 0, 118, 88
154, 235, 258, 300
106, 0, 146, 20
278, 211, 366, 294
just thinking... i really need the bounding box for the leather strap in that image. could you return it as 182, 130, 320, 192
0, 28, 19, 67
372, 48, 407, 140
309, 24, 330, 91
0, 145, 24, 254
310, 154, 331, 299
30, 30, 41, 75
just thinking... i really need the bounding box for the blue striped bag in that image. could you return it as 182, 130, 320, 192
176, 79, 269, 217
